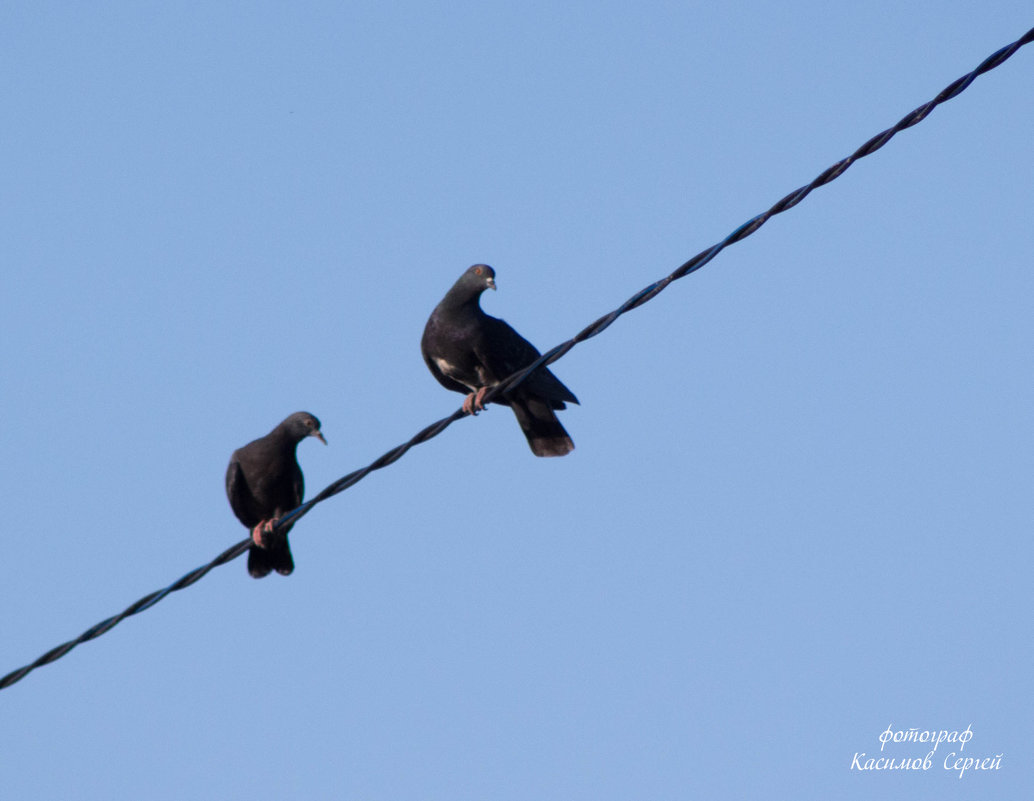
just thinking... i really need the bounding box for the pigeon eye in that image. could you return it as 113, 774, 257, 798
474, 266, 482, 275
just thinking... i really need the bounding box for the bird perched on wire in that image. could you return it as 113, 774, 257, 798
421, 264, 579, 457
225, 412, 327, 578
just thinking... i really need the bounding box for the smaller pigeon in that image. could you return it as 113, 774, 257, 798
421, 264, 579, 457
225, 412, 326, 578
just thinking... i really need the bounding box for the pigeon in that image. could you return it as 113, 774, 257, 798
225, 412, 327, 578
421, 264, 578, 457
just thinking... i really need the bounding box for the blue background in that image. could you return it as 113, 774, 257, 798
2, 3, 1031, 798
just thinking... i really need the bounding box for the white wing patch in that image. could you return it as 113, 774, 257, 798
434, 357, 477, 390
433, 356, 456, 374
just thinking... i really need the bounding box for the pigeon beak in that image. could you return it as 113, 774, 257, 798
486, 276, 496, 290
315, 431, 328, 445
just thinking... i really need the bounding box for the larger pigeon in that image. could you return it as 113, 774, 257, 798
421, 264, 578, 457
226, 412, 326, 578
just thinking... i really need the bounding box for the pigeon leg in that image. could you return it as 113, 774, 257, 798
251, 522, 268, 547
462, 387, 491, 414
251, 519, 280, 548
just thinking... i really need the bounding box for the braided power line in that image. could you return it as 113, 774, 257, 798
3, 25, 1031, 693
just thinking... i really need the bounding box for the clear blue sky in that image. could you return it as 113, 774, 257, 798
2, 3, 1031, 799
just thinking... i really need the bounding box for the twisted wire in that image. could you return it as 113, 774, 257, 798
0, 539, 251, 690
3, 25, 1031, 693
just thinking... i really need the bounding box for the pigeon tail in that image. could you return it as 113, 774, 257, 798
510, 396, 575, 457
248, 535, 295, 579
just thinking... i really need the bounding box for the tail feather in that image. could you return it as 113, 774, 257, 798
510, 395, 575, 457
248, 534, 295, 578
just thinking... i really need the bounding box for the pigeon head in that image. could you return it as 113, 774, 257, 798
280, 411, 327, 445
434, 264, 498, 312
459, 263, 496, 294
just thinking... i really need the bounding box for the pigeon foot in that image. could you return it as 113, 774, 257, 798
463, 390, 488, 415
251, 519, 279, 548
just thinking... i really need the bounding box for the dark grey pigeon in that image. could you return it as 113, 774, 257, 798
421, 264, 579, 457
225, 412, 326, 578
